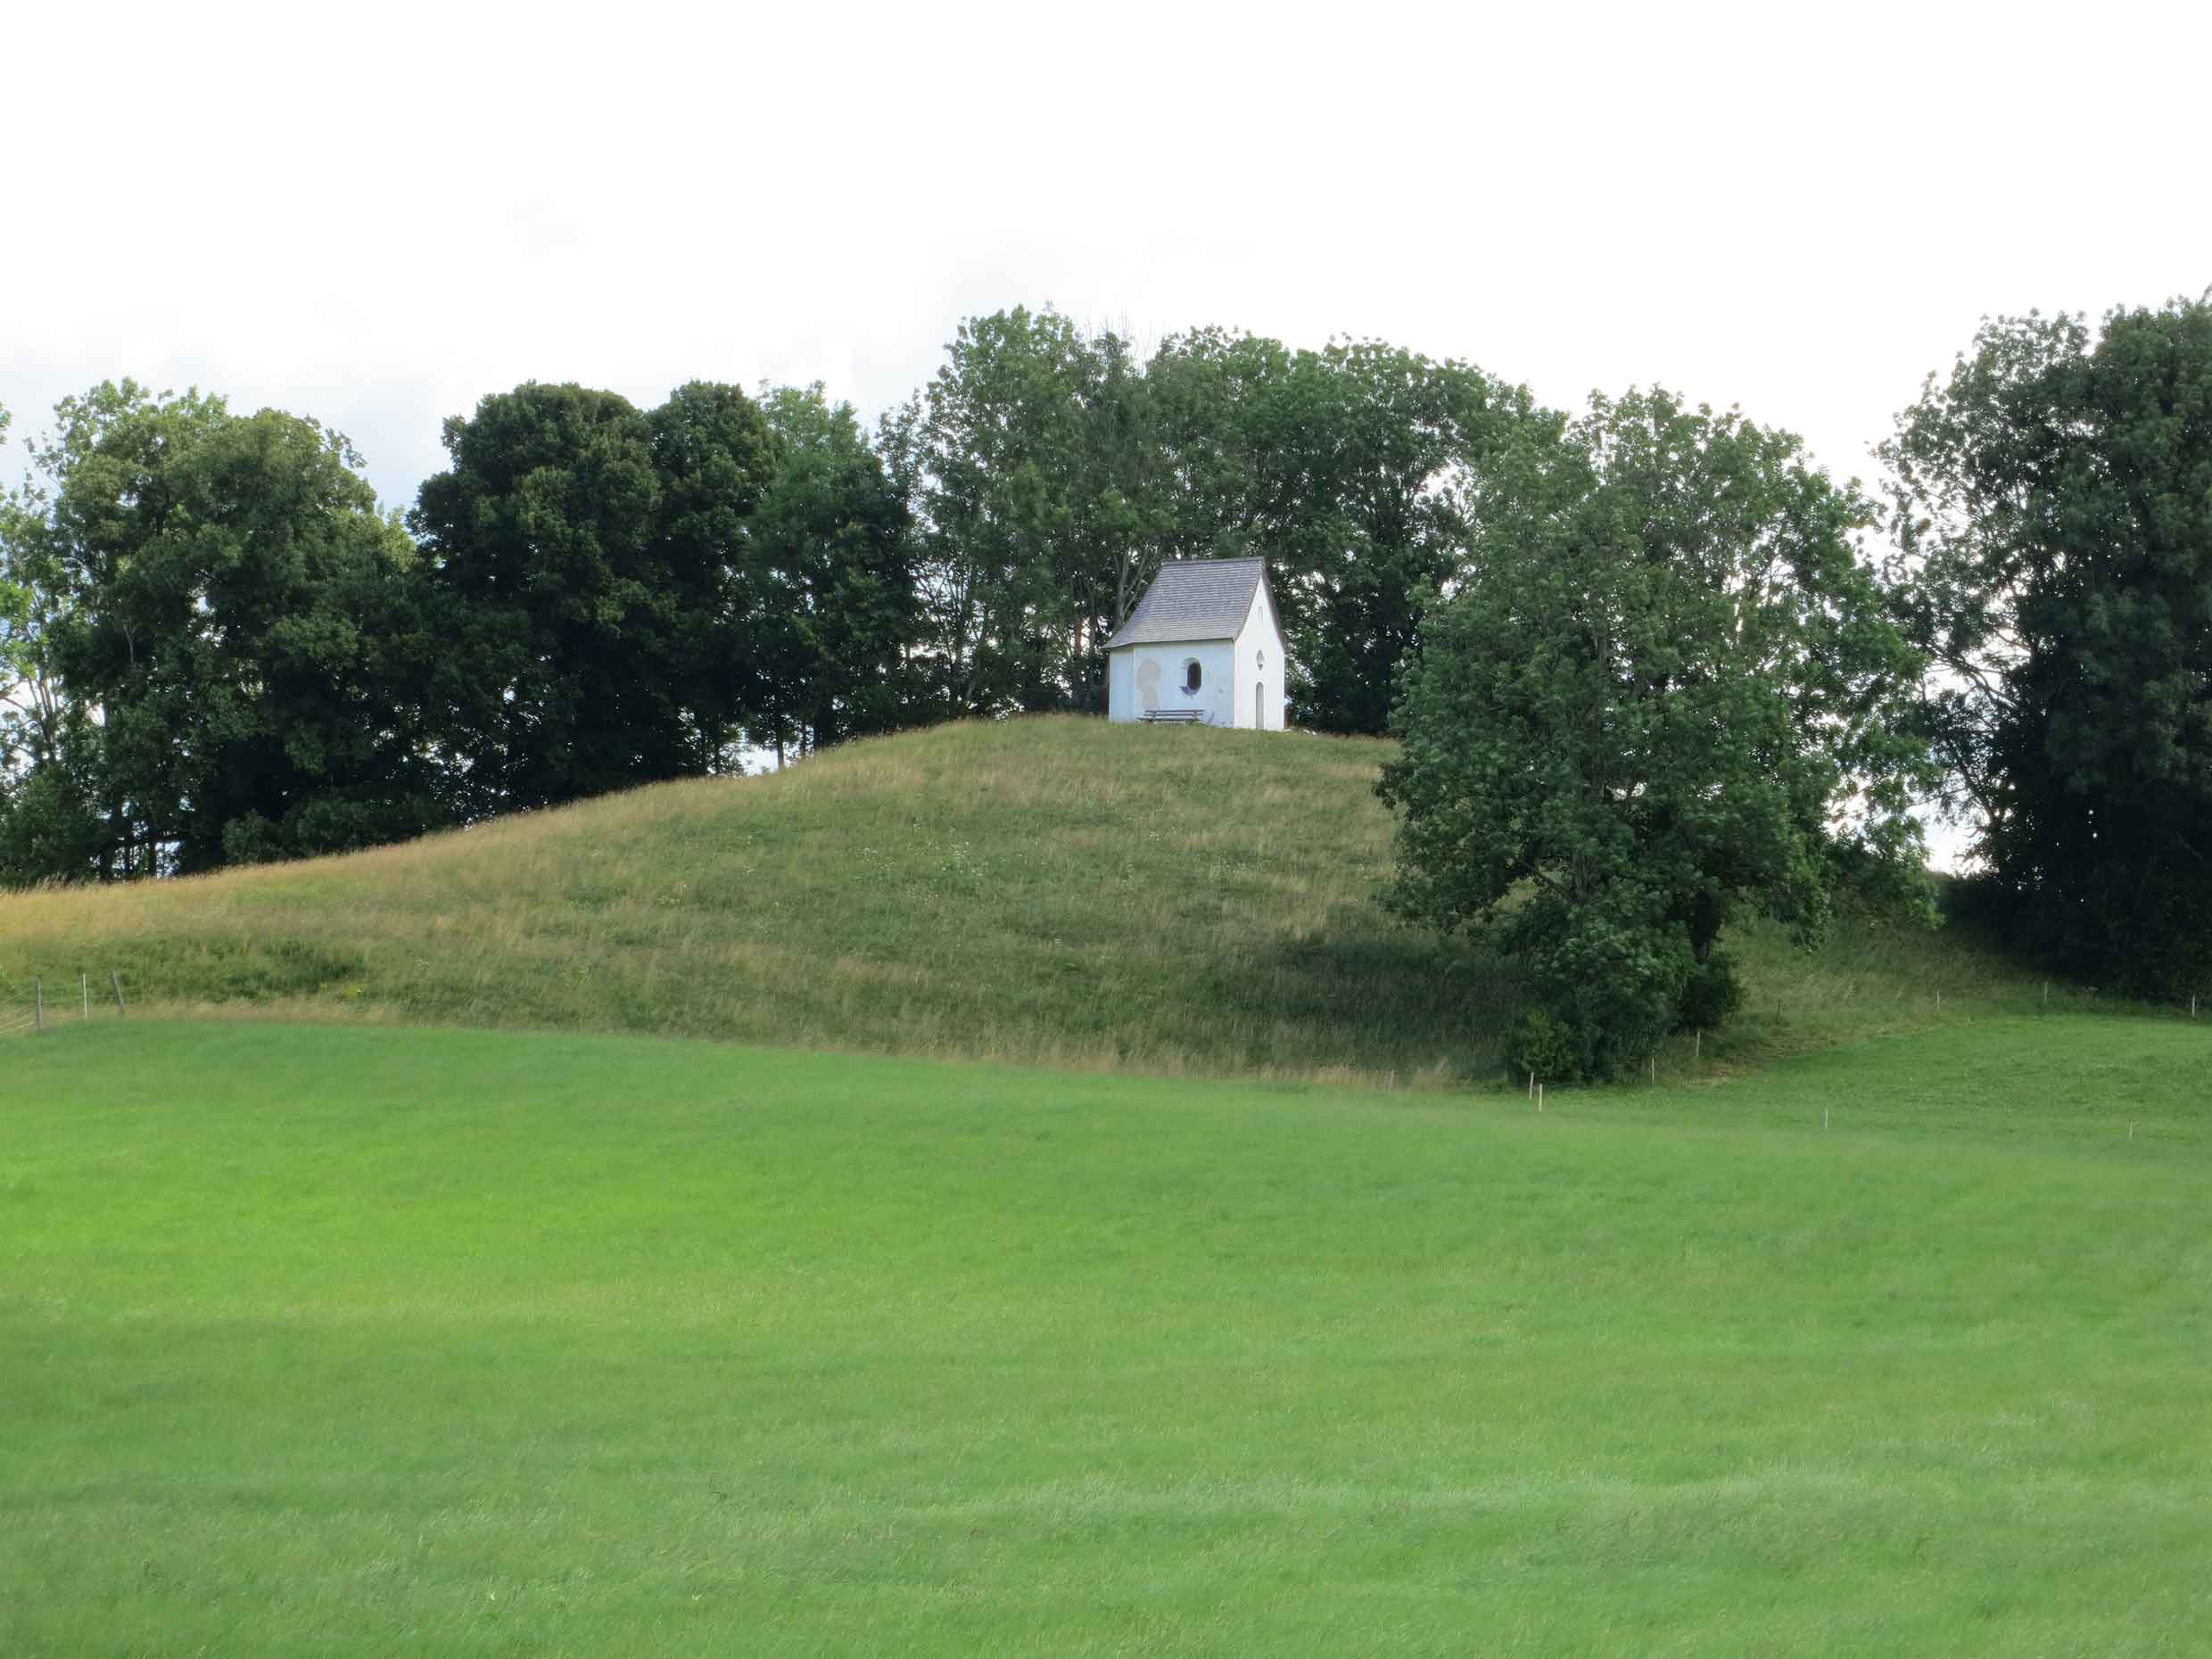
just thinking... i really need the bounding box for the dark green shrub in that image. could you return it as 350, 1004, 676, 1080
1676, 953, 1744, 1033
1499, 886, 1693, 1080
1506, 1007, 1581, 1083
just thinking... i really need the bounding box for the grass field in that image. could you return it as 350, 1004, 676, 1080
5, 1017, 2207, 1655
0, 717, 2092, 1083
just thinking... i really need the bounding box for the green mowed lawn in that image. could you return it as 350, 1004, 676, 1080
4, 1019, 2208, 1655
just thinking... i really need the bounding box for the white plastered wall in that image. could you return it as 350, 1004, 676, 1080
1107, 640, 1237, 723
1232, 581, 1287, 730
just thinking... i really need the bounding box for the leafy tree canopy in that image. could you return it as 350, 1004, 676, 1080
0, 398, 22, 697
413, 380, 779, 813
884, 307, 1151, 716
7, 381, 440, 877
1145, 333, 1532, 732
747, 384, 917, 761
886, 308, 1541, 732
1883, 297, 2212, 992
1382, 388, 1936, 1078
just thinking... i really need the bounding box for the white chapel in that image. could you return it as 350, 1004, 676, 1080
1103, 557, 1286, 730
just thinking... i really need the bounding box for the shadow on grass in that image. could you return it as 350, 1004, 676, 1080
18, 935, 367, 1004
1236, 929, 1522, 1077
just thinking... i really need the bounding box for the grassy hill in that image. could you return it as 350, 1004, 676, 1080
0, 715, 2104, 1082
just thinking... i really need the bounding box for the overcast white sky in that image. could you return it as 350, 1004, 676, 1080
8, 0, 2206, 512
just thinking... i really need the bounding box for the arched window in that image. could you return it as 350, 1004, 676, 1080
1182, 658, 1202, 694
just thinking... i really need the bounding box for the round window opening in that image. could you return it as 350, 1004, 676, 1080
1182, 659, 1203, 694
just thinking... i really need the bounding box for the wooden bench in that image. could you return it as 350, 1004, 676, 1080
1140, 708, 1208, 724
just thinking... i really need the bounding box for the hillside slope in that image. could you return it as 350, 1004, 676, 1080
0, 716, 2080, 1081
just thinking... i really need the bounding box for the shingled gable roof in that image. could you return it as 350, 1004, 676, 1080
1103, 557, 1271, 650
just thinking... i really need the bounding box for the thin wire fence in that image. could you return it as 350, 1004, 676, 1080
2, 972, 127, 1039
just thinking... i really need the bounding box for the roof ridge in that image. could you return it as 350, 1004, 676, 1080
1103, 557, 1271, 651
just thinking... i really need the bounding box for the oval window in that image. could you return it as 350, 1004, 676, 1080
1183, 659, 1202, 694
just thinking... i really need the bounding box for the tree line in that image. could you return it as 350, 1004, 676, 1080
0, 310, 1531, 877
0, 378, 898, 874
4, 295, 2208, 1068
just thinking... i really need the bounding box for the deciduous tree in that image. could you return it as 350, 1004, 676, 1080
1143, 331, 1533, 732
647, 379, 778, 771
1884, 297, 2212, 993
10, 382, 442, 876
747, 384, 916, 761
414, 381, 776, 812
1382, 389, 1934, 1077
888, 308, 1153, 715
